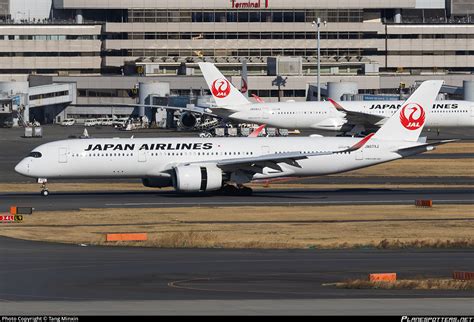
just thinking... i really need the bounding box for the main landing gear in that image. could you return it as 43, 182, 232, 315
38, 178, 49, 197
220, 184, 253, 196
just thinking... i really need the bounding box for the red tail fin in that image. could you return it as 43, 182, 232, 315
249, 124, 266, 137
252, 94, 265, 103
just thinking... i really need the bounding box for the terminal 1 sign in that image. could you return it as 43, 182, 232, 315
231, 0, 269, 9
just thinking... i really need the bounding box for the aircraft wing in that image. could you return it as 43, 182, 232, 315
395, 139, 459, 156
215, 151, 330, 173
73, 103, 220, 118
328, 99, 385, 126
174, 133, 374, 175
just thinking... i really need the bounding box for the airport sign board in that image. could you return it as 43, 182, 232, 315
231, 0, 269, 9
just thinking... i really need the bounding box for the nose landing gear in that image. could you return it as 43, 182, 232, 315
38, 178, 49, 197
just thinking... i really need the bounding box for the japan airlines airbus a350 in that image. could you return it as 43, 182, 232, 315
103, 63, 472, 134
15, 80, 453, 196
198, 63, 473, 133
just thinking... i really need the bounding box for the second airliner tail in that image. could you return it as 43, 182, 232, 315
199, 62, 250, 108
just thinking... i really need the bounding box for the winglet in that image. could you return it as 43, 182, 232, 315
249, 124, 266, 137
345, 133, 375, 152
328, 98, 347, 112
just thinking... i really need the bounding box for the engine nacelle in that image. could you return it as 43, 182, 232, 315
173, 165, 223, 192
142, 177, 172, 188
179, 112, 198, 129
312, 118, 345, 131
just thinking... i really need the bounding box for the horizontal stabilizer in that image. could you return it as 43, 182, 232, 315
397, 139, 459, 153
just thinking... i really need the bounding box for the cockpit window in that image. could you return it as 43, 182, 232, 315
28, 152, 42, 158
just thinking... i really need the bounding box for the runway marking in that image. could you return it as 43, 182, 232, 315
0, 292, 104, 301
106, 199, 474, 207
167, 277, 325, 296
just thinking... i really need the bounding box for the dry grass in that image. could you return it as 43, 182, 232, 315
344, 159, 474, 177
428, 142, 474, 154
376, 238, 474, 249
1, 205, 473, 249
334, 279, 474, 290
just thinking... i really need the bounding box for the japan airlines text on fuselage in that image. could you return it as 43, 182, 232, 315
198, 62, 473, 131
15, 80, 452, 195
341, 100, 473, 127
226, 100, 474, 130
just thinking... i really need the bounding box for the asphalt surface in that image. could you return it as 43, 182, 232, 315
0, 237, 473, 314
1, 187, 473, 211
3, 299, 473, 315
1, 237, 473, 300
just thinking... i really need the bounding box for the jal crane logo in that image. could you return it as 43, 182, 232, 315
211, 78, 231, 98
400, 103, 425, 130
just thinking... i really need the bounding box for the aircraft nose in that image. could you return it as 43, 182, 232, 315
14, 159, 29, 176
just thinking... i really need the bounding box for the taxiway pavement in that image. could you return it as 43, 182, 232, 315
1, 187, 473, 211
0, 237, 473, 314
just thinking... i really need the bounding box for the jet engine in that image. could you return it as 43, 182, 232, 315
173, 165, 223, 192
142, 177, 173, 188
312, 118, 345, 131
179, 112, 198, 129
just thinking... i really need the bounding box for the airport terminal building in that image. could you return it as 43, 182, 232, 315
0, 0, 473, 123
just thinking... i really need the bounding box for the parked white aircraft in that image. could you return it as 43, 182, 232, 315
327, 98, 474, 134
16, 80, 453, 196
198, 63, 474, 133
101, 63, 472, 134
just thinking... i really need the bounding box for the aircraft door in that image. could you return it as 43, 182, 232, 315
261, 146, 270, 155
58, 147, 68, 163
355, 150, 363, 161
138, 150, 147, 162
261, 106, 270, 120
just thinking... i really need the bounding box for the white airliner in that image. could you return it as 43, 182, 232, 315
15, 80, 453, 196
198, 63, 474, 133
101, 63, 472, 134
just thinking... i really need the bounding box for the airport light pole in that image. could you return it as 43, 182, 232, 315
312, 18, 326, 101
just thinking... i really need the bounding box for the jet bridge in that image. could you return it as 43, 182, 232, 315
0, 82, 76, 126
28, 83, 76, 124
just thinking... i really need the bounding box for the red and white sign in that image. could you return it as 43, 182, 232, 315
231, 0, 269, 9
400, 103, 425, 130
211, 79, 231, 98
0, 215, 15, 222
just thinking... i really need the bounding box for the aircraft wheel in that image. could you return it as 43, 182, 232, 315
220, 185, 238, 195
238, 187, 253, 196
41, 189, 49, 197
